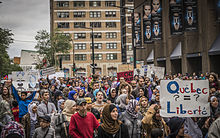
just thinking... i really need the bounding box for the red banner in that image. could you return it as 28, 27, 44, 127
117, 71, 134, 83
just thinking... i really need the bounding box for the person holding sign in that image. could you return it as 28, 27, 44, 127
12, 85, 36, 122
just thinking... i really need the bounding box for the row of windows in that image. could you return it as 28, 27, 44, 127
74, 43, 118, 50
57, 11, 117, 18
56, 1, 116, 8
57, 22, 118, 28
73, 32, 117, 39
75, 53, 118, 61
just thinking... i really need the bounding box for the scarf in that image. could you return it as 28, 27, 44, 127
62, 100, 76, 122
28, 103, 37, 121
68, 90, 77, 101
101, 104, 121, 134
57, 99, 65, 113
108, 88, 117, 103
126, 99, 139, 119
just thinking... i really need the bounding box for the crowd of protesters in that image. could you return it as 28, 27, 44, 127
0, 72, 219, 138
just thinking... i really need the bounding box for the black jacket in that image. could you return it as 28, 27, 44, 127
98, 123, 130, 138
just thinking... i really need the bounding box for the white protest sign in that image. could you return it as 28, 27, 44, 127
133, 68, 145, 76
160, 79, 210, 117
49, 72, 64, 79
154, 66, 165, 79
12, 71, 40, 91
147, 65, 155, 78
40, 67, 56, 77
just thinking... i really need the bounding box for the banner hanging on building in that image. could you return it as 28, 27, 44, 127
117, 71, 133, 83
160, 79, 210, 117
134, 12, 142, 47
183, 0, 198, 31
143, 4, 153, 43
12, 71, 40, 91
170, 0, 184, 35
151, 0, 162, 40
216, 0, 220, 22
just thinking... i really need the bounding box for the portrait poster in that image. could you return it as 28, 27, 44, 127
183, 0, 198, 31
143, 4, 153, 43
134, 12, 142, 47
169, 0, 184, 35
151, 0, 162, 40
216, 0, 220, 22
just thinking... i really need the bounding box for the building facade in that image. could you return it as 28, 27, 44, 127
134, 0, 220, 75
50, 0, 123, 77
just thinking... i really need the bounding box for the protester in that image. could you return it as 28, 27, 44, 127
37, 89, 56, 117
57, 99, 65, 113
0, 95, 13, 126
93, 91, 107, 113
139, 96, 149, 116
12, 85, 36, 121
54, 100, 76, 138
98, 104, 129, 138
69, 98, 99, 138
166, 117, 186, 138
119, 99, 142, 138
107, 88, 118, 104
11, 100, 19, 122
1, 121, 25, 138
33, 115, 55, 138
68, 90, 78, 101
1, 86, 13, 107
22, 102, 39, 138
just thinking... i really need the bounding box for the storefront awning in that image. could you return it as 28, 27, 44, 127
170, 42, 182, 60
187, 52, 202, 58
209, 34, 220, 55
147, 49, 154, 62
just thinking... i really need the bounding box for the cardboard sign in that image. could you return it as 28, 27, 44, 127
147, 65, 165, 79
12, 71, 40, 91
40, 67, 56, 77
48, 72, 64, 79
134, 68, 145, 77
117, 71, 133, 83
160, 79, 210, 117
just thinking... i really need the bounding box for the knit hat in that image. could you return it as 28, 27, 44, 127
1, 121, 25, 138
40, 115, 51, 123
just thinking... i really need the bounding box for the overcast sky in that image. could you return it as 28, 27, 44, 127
0, 0, 50, 58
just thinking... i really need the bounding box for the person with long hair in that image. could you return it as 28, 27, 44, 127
98, 104, 129, 138
107, 88, 118, 104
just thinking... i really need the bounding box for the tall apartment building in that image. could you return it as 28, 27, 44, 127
50, 0, 122, 77
120, 0, 134, 64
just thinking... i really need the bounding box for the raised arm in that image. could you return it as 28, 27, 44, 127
12, 85, 20, 102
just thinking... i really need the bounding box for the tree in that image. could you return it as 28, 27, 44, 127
35, 30, 72, 68
0, 28, 22, 77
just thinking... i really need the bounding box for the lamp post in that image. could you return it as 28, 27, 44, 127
83, 27, 95, 75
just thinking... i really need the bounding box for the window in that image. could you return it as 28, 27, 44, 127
58, 54, 70, 61
107, 53, 117, 60
90, 11, 101, 18
105, 1, 116, 7
128, 45, 133, 51
74, 22, 85, 28
55, 33, 70, 37
74, 43, 86, 50
92, 32, 102, 38
106, 22, 116, 28
90, 43, 102, 49
90, 22, 101, 28
57, 12, 69, 18
57, 22, 69, 28
74, 33, 86, 39
73, 12, 86, 18
57, 1, 69, 7
75, 54, 87, 61
106, 43, 117, 49
89, 1, 101, 7
74, 1, 85, 7
106, 32, 117, 38
105, 11, 116, 17
91, 54, 102, 60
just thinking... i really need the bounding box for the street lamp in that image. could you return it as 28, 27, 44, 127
82, 27, 95, 75
115, 1, 146, 69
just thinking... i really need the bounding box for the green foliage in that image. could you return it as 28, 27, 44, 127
0, 28, 22, 77
35, 30, 72, 68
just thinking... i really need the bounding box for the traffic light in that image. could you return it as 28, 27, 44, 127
73, 63, 76, 72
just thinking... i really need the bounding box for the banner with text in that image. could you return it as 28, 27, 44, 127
12, 71, 40, 91
160, 79, 210, 117
40, 67, 56, 77
117, 71, 133, 83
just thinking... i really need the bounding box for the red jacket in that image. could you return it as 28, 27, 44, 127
69, 112, 99, 138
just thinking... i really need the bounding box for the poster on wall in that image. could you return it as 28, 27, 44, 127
183, 0, 198, 31
216, 0, 220, 22
170, 0, 184, 35
134, 12, 142, 47
151, 0, 162, 40
143, 4, 153, 43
